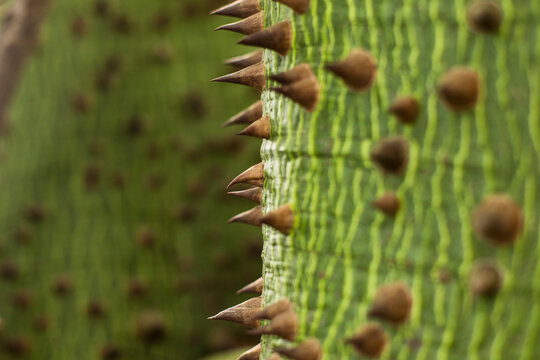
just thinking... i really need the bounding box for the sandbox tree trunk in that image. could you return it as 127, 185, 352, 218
256, 0, 540, 358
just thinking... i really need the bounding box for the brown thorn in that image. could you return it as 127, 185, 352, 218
389, 96, 420, 125
223, 100, 263, 127
3, 336, 31, 357
86, 299, 107, 319
372, 192, 401, 216
275, 338, 322, 360
237, 277, 263, 294
1, 261, 20, 281
370, 136, 409, 175
472, 194, 522, 246
210, 0, 261, 18
261, 204, 294, 235
227, 162, 264, 189
367, 282, 412, 325
467, 1, 502, 34
326, 49, 377, 92
33, 315, 49, 332
238, 21, 292, 56
469, 259, 503, 297
237, 343, 261, 360
272, 0, 310, 14
228, 187, 263, 204
224, 50, 263, 70
247, 309, 298, 341
208, 297, 261, 328
237, 115, 270, 139
11, 289, 33, 309
251, 297, 292, 320
212, 61, 265, 91
134, 310, 168, 344
23, 203, 46, 223
100, 344, 123, 360
346, 323, 387, 358
437, 67, 479, 112
228, 206, 264, 227
51, 274, 74, 296
271, 75, 319, 112
94, 1, 110, 17
70, 15, 88, 37
270, 63, 313, 85
215, 11, 263, 35
71, 93, 94, 114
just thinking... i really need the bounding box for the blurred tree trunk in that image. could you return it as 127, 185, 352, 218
0, 0, 261, 358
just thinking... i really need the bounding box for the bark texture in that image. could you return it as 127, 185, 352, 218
260, 0, 540, 358
0, 0, 260, 358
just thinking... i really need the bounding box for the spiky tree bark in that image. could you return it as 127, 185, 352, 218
212, 0, 540, 359
0, 0, 262, 358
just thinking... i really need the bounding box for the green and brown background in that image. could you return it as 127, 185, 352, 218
0, 0, 262, 359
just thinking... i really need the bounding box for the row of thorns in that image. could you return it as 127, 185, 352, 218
210, 0, 518, 359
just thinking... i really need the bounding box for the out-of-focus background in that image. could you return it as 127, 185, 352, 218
0, 0, 261, 358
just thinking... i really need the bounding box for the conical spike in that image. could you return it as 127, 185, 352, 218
472, 194, 523, 246
370, 136, 409, 175
238, 21, 292, 56
469, 260, 503, 297
237, 277, 263, 294
372, 193, 401, 216
389, 96, 420, 125
275, 338, 322, 360
212, 62, 265, 91
367, 282, 412, 325
216, 11, 263, 35
208, 297, 261, 328
467, 1, 502, 34
225, 50, 263, 70
437, 68, 479, 112
272, 0, 310, 14
237, 116, 270, 139
326, 49, 377, 92
228, 187, 263, 204
346, 323, 387, 358
228, 206, 264, 227
272, 76, 319, 112
210, 0, 261, 18
223, 101, 263, 127
270, 63, 313, 85
237, 343, 261, 360
261, 204, 294, 235
252, 298, 293, 320
248, 310, 298, 341
227, 162, 264, 189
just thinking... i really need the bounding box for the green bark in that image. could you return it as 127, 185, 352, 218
0, 0, 261, 358
260, 0, 540, 358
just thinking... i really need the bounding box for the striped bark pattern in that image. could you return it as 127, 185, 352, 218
260, 0, 540, 358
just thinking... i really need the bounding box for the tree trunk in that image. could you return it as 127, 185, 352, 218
0, 0, 261, 358
254, 0, 540, 358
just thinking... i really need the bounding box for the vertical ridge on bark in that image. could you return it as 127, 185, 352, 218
259, 0, 540, 358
